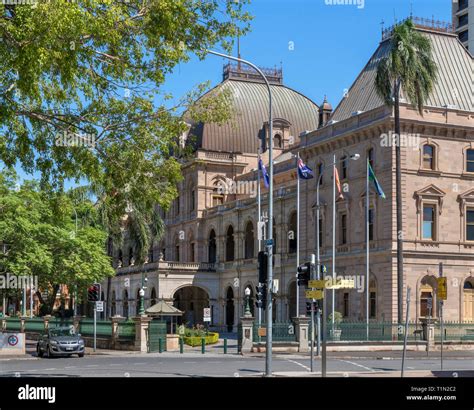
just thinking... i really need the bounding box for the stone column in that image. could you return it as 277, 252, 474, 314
43, 315, 52, 332
132, 315, 152, 352
293, 316, 310, 353
20, 317, 26, 333
73, 315, 85, 334
239, 315, 254, 354
111, 316, 124, 349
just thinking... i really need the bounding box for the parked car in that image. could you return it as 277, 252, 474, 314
37, 326, 85, 358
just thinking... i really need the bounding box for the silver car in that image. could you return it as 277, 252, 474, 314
37, 326, 85, 358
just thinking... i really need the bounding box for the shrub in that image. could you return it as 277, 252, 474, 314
182, 331, 219, 347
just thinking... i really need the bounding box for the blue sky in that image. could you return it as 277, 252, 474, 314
164, 0, 451, 109
13, 0, 451, 186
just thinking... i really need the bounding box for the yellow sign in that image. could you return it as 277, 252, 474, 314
437, 277, 447, 300
326, 279, 355, 289
308, 280, 326, 289
257, 327, 267, 337
305, 290, 324, 299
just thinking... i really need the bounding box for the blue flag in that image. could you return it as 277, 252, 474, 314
297, 158, 314, 179
368, 161, 386, 199
258, 158, 270, 188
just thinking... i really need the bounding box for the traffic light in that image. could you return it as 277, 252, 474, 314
87, 283, 101, 302
258, 251, 268, 284
297, 262, 311, 287
256, 283, 267, 310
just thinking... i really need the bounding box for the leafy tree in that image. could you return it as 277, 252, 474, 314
0, 0, 251, 261
0, 171, 115, 314
375, 19, 437, 322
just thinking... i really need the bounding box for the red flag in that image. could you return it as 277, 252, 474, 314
334, 166, 344, 200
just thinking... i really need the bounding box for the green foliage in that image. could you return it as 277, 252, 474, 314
182, 331, 219, 347
0, 1, 252, 258
375, 19, 438, 115
0, 171, 115, 313
328, 311, 343, 327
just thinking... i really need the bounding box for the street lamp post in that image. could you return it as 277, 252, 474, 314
205, 49, 274, 377
244, 287, 251, 317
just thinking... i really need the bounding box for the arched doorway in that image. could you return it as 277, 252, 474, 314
288, 281, 297, 319
464, 278, 474, 321
173, 286, 209, 326
225, 287, 234, 332
420, 276, 437, 318
208, 230, 217, 263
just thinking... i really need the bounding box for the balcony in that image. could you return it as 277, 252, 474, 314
116, 261, 216, 275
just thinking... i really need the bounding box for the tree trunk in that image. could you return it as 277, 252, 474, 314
394, 78, 404, 324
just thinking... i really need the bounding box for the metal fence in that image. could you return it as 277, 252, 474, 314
79, 319, 113, 337
117, 320, 135, 341
252, 322, 297, 343
434, 321, 474, 341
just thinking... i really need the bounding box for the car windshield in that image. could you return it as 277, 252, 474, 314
49, 327, 76, 337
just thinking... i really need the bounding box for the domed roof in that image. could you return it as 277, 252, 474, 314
188, 75, 319, 154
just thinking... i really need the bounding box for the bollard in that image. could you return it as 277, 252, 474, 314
179, 337, 184, 354
159, 338, 164, 353
224, 338, 227, 354
201, 337, 205, 354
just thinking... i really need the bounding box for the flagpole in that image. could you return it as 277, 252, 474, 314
257, 148, 262, 329
296, 152, 300, 317
366, 160, 370, 341
332, 154, 336, 334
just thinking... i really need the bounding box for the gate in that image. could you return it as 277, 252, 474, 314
147, 320, 167, 352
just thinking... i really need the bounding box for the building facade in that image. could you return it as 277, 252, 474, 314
104, 22, 474, 329
452, 0, 473, 51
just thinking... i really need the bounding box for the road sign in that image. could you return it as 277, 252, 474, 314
96, 301, 104, 312
305, 290, 324, 300
308, 280, 325, 289
326, 279, 355, 289
203, 308, 211, 322
257, 327, 266, 337
437, 277, 447, 300
265, 239, 274, 246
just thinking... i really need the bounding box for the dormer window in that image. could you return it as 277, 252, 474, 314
274, 134, 282, 148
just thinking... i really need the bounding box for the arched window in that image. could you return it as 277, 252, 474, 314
123, 290, 129, 318
367, 148, 374, 169
111, 291, 116, 317
118, 249, 123, 267
274, 134, 282, 148
208, 230, 217, 263
136, 288, 141, 315
226, 226, 234, 261
244, 222, 254, 259
423, 144, 435, 170
464, 278, 474, 321
148, 245, 154, 263
150, 287, 157, 306
288, 212, 297, 253
340, 156, 348, 179
420, 276, 437, 317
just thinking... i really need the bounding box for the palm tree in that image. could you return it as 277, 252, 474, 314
375, 19, 438, 323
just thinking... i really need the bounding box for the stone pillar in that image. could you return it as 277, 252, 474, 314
132, 315, 152, 353
293, 316, 310, 353
0, 317, 6, 331
43, 315, 52, 332
73, 315, 85, 334
20, 317, 26, 333
239, 315, 254, 354
111, 315, 124, 349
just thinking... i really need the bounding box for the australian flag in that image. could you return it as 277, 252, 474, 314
258, 158, 270, 188
297, 158, 314, 180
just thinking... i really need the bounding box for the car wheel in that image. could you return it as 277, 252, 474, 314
37, 345, 43, 358
78, 352, 84, 358
47, 345, 54, 358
